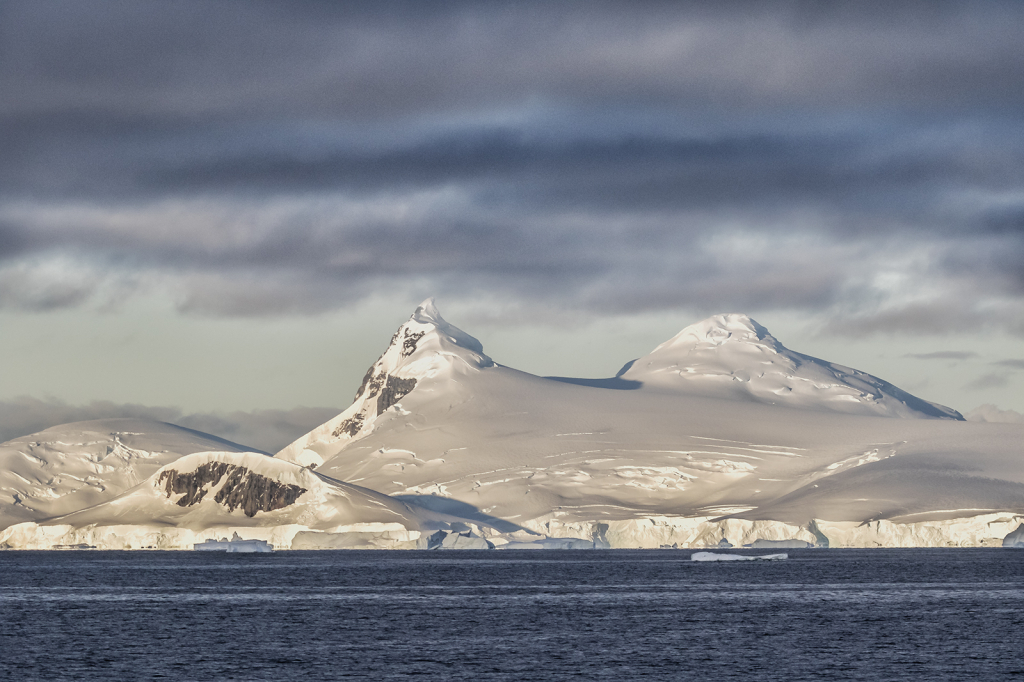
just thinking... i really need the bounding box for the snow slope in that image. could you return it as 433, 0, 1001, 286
0, 419, 256, 530
0, 450, 504, 550
618, 313, 963, 420
276, 303, 1023, 548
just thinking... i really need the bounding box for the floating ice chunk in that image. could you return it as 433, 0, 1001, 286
417, 529, 494, 549
194, 532, 274, 553
1003, 523, 1024, 548
749, 539, 813, 549
691, 551, 787, 561
440, 531, 492, 549
501, 537, 595, 550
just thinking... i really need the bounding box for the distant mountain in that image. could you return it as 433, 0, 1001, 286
274, 301, 1022, 548
617, 313, 963, 420
0, 418, 257, 529
279, 304, 963, 473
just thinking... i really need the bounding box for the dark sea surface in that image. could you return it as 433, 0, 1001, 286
2, 549, 1023, 681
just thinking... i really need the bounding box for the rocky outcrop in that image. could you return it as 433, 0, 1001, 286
332, 413, 365, 438
354, 366, 377, 401
157, 462, 306, 517
351, 325, 426, 416
377, 376, 417, 415
401, 329, 426, 357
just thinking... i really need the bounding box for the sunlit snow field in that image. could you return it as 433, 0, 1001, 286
2, 550, 1023, 680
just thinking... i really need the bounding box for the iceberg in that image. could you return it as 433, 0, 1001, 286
1003, 523, 1024, 548
194, 532, 274, 553
749, 539, 813, 549
500, 537, 596, 550
691, 552, 787, 562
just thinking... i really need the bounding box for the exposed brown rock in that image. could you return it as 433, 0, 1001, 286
354, 365, 377, 400
332, 413, 365, 438
377, 376, 417, 415
401, 329, 425, 357
157, 462, 306, 517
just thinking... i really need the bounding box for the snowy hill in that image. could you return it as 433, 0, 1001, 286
617, 313, 963, 419
0, 419, 257, 530
0, 450, 512, 550
275, 302, 1022, 548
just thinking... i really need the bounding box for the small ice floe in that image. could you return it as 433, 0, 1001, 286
51, 543, 96, 550
691, 551, 787, 562
194, 532, 274, 553
502, 537, 595, 550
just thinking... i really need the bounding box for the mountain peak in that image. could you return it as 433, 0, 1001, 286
412, 297, 442, 324
673, 313, 772, 347
622, 313, 962, 420
277, 300, 492, 466
405, 298, 487, 357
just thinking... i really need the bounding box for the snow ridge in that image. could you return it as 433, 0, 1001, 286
620, 313, 963, 420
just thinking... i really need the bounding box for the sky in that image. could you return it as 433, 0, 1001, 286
2, 1, 1023, 451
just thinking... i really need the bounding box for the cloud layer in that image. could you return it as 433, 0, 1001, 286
2, 1, 1023, 335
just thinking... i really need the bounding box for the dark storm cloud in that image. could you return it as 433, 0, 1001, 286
3, 0, 1024, 331
0, 396, 340, 454
6, 1, 1024, 119
993, 359, 1024, 370
0, 220, 31, 259
142, 128, 1024, 224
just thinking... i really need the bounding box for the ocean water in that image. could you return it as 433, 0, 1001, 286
1, 549, 1022, 681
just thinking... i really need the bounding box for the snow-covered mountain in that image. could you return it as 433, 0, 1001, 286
2, 302, 1021, 550
277, 299, 494, 468
0, 419, 256, 529
274, 301, 1022, 548
0, 450, 501, 550
617, 313, 963, 419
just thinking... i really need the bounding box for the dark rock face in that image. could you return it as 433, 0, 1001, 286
377, 376, 417, 415
157, 462, 307, 517
367, 372, 386, 398
354, 365, 377, 400
353, 322, 426, 404
355, 362, 388, 402
401, 329, 425, 357
158, 461, 230, 507
332, 413, 365, 438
